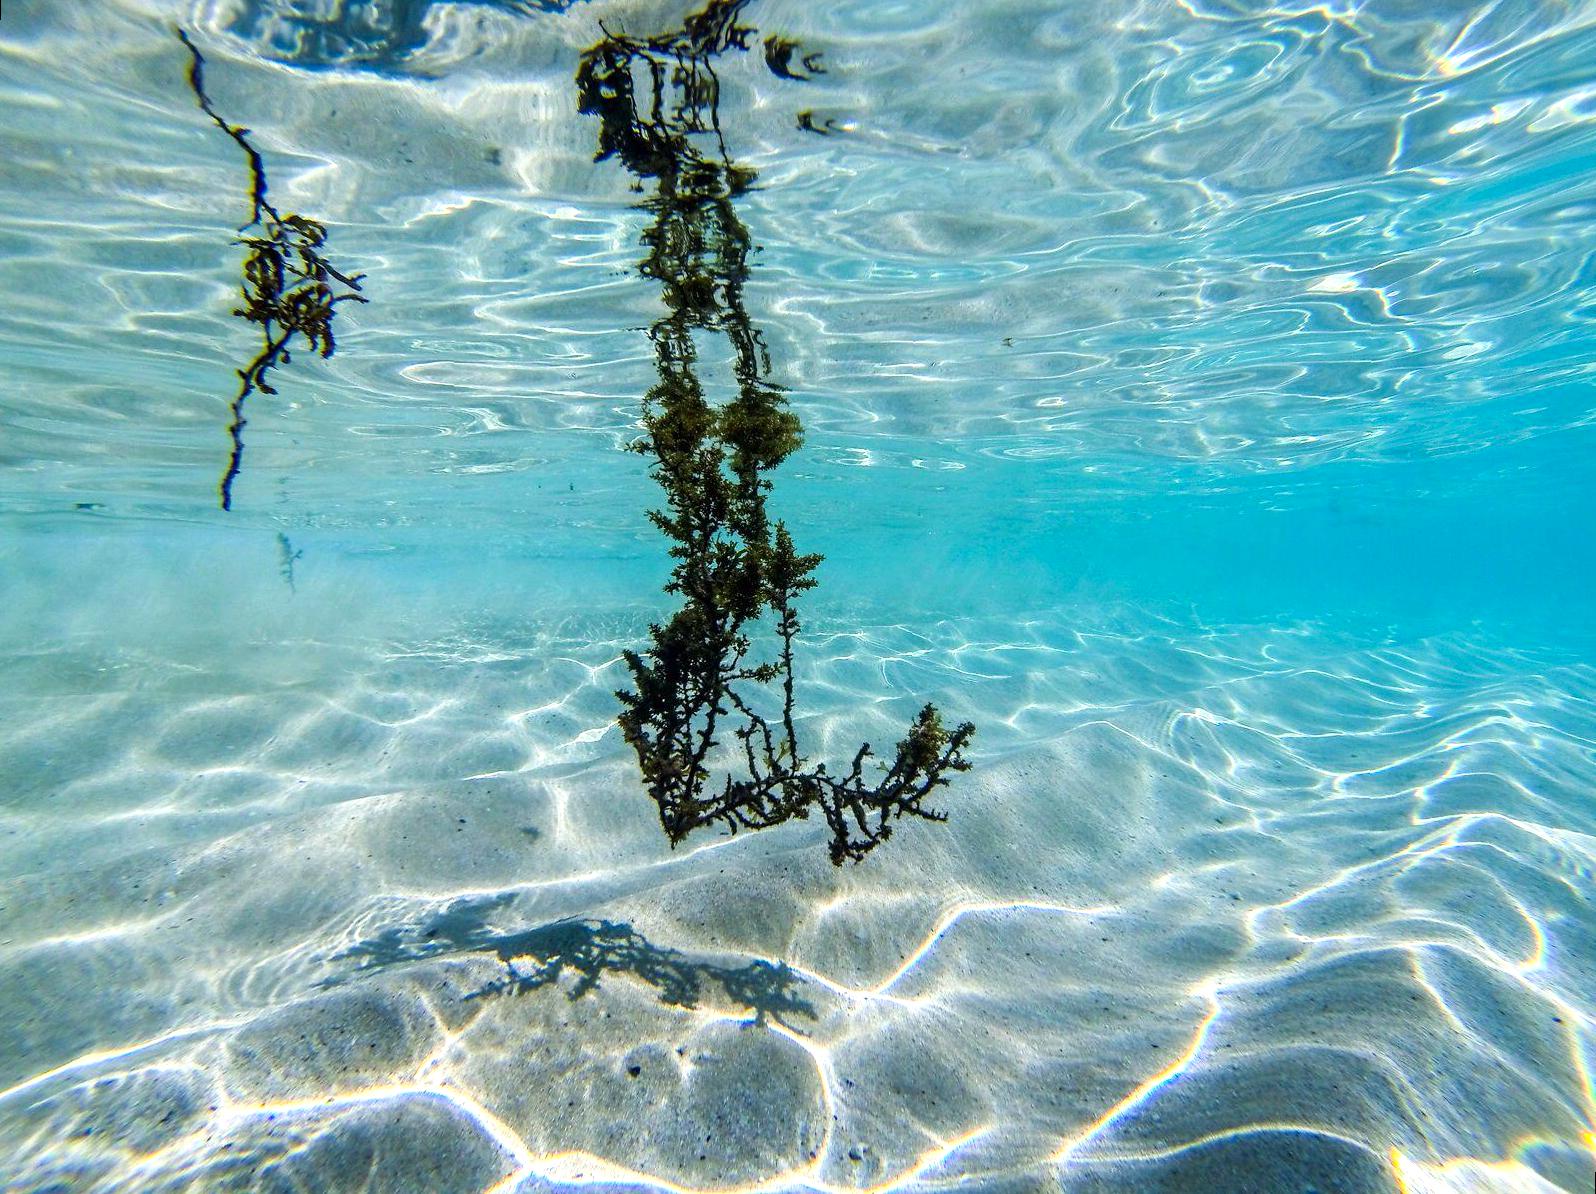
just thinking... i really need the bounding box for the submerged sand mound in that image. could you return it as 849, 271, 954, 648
2, 611, 1593, 1191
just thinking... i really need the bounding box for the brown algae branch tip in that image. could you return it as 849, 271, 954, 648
585, 0, 975, 866
176, 27, 367, 512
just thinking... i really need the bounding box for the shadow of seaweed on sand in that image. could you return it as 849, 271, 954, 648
323, 894, 814, 1027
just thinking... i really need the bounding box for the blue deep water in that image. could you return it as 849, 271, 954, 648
2, 1, 1595, 1191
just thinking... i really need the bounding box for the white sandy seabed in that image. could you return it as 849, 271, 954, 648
2, 555, 1595, 1194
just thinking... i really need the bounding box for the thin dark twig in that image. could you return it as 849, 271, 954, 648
177, 27, 273, 228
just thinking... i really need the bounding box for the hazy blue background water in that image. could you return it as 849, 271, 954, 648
3, 1, 1595, 1191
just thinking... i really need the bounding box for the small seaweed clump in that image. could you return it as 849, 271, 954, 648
178, 28, 366, 510
579, 1, 974, 864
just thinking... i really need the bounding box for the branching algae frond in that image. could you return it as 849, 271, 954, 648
579, 1, 974, 865
178, 28, 366, 511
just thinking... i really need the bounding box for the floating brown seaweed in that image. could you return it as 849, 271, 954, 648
578, 0, 974, 864
178, 28, 366, 511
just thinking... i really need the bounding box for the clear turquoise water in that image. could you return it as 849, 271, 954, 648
2, 1, 1595, 1191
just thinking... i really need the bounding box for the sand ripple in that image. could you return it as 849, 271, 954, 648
2, 609, 1592, 1190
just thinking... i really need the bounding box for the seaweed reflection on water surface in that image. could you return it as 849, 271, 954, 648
578, 1, 975, 864
178, 29, 366, 511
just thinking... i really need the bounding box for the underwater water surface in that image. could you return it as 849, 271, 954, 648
3, 0, 1596, 1190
